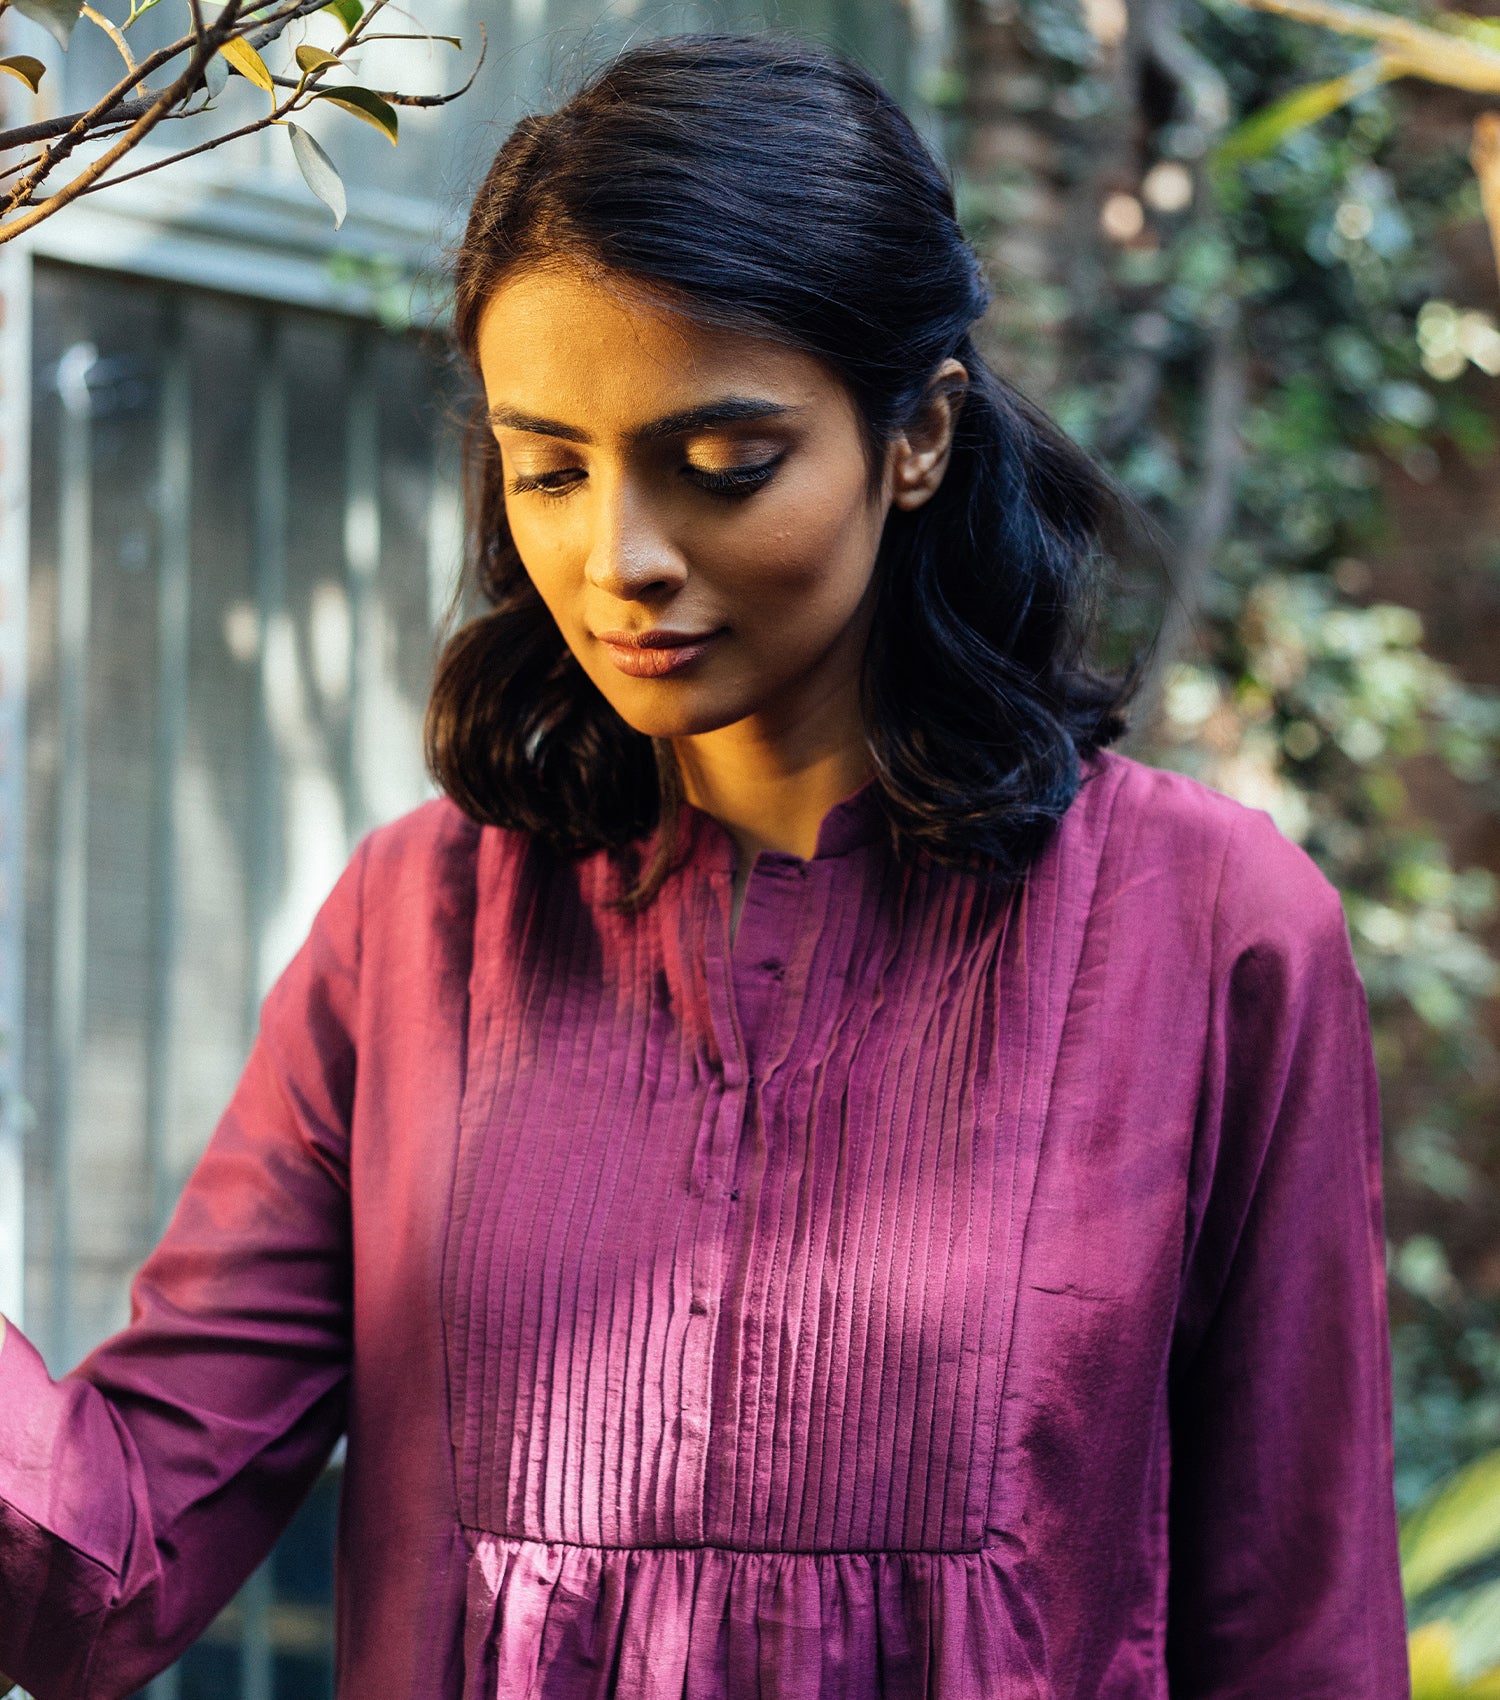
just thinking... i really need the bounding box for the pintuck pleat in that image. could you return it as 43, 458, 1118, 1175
443, 776, 1107, 1692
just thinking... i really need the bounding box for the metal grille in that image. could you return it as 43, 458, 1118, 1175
20, 261, 462, 1693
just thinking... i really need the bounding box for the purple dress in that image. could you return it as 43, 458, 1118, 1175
0, 750, 1410, 1698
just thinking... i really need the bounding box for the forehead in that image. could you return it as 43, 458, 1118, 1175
475, 263, 838, 431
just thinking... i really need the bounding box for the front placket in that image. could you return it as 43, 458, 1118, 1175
674, 851, 816, 1538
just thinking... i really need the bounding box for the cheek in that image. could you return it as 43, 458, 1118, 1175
726, 474, 882, 612
506, 506, 581, 614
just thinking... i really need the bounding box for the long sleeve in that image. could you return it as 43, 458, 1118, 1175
0, 839, 367, 1699
1165, 813, 1409, 1697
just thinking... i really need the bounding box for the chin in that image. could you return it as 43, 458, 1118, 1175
609, 702, 742, 741
595, 681, 750, 742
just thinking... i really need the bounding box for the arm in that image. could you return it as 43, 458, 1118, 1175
1166, 817, 1409, 1698
0, 839, 367, 1698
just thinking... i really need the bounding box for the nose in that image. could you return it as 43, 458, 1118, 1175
584, 469, 687, 601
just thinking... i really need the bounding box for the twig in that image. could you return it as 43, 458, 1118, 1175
1095, 351, 1165, 458
71, 110, 301, 194
339, 30, 458, 42
1233, 0, 1500, 93
1472, 113, 1500, 297
265, 22, 484, 105
0, 0, 483, 232
1141, 0, 1230, 145
243, 0, 339, 50
81, 4, 145, 90
397, 17, 485, 97
68, 13, 383, 201
61, 0, 380, 201
0, 33, 219, 241
1134, 299, 1249, 728
0, 11, 241, 212
1, 94, 155, 147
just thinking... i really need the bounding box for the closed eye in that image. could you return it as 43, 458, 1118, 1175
507, 453, 785, 502
685, 454, 784, 497
507, 468, 583, 498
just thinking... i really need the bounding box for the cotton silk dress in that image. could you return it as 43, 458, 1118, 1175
0, 750, 1410, 1698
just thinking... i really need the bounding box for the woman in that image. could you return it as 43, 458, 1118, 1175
0, 32, 1409, 1700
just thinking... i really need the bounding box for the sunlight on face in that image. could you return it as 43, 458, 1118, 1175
475, 262, 894, 746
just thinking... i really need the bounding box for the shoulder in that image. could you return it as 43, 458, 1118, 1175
358, 794, 484, 884
1076, 749, 1348, 967
311, 796, 491, 952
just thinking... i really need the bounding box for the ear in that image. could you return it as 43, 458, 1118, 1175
888, 358, 969, 512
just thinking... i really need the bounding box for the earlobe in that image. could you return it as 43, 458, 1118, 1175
889, 359, 968, 511
890, 451, 948, 512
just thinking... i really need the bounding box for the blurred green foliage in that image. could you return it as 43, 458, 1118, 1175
1404, 1445, 1500, 1695
962, 0, 1500, 1516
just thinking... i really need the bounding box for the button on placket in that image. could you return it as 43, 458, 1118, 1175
730, 855, 808, 1077
674, 864, 763, 1537
681, 850, 814, 1539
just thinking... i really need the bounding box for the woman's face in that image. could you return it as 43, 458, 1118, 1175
475, 262, 955, 751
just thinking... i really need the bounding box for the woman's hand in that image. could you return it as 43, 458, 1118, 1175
2, 1321, 19, 1693
1, 1322, 17, 1695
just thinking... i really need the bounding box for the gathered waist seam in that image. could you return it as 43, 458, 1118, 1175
458, 1525, 995, 1558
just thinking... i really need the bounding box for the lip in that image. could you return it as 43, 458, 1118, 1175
595, 627, 723, 678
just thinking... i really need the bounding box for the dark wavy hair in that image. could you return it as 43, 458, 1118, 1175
427, 31, 1146, 909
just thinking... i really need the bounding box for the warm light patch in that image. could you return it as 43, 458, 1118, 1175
1100, 192, 1145, 242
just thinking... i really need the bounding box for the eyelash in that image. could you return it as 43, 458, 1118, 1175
690, 458, 782, 496
507, 455, 784, 501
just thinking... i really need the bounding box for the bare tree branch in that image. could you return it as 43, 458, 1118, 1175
1133, 299, 1249, 730
0, 0, 480, 238
1233, 0, 1500, 93
1471, 112, 1500, 296
1, 16, 232, 213
81, 4, 145, 90
0, 0, 242, 160
0, 31, 221, 239
265, 22, 485, 106
244, 0, 348, 52
1095, 350, 1166, 458
2, 94, 156, 147
71, 92, 326, 195
68, 8, 481, 198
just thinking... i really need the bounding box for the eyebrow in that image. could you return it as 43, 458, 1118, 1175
486, 396, 798, 444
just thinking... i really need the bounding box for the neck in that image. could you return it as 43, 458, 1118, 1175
671, 709, 872, 869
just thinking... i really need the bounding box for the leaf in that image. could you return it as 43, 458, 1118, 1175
287, 122, 347, 229
321, 0, 362, 29
10, 0, 82, 48
0, 54, 46, 91
312, 83, 397, 144
1403, 1448, 1500, 1602
1212, 56, 1403, 168
1408, 1621, 1463, 1700
217, 33, 274, 92
295, 43, 342, 74
1449, 1575, 1500, 1690
1434, 12, 1500, 54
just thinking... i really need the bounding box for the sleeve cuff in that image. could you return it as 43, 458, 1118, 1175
0, 1318, 129, 1577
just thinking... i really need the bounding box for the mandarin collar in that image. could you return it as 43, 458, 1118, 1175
679, 777, 886, 867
